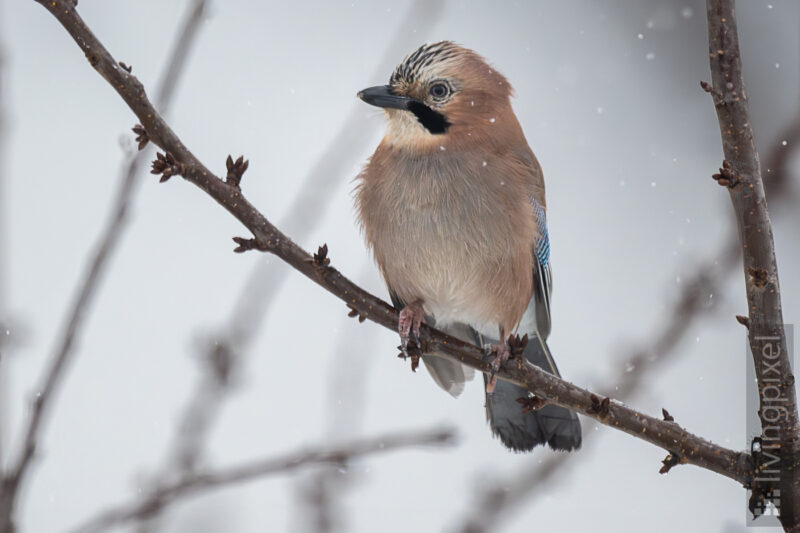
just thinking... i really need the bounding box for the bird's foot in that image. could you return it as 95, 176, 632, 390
484, 342, 510, 394
398, 301, 425, 354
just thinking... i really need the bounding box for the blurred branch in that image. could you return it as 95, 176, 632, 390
0, 2, 208, 532
705, 0, 800, 528
293, 266, 377, 533
65, 427, 456, 533
33, 0, 755, 489
763, 117, 800, 202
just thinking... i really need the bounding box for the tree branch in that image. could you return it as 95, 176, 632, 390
705, 0, 800, 528
33, 0, 754, 493
0, 3, 208, 532
65, 427, 455, 533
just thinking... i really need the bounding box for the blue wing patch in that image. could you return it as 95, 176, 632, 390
530, 196, 550, 266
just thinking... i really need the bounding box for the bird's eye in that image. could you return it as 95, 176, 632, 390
429, 83, 450, 100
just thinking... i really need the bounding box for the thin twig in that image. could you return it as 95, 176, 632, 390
34, 0, 754, 492
705, 1, 800, 528
0, 2, 208, 532
65, 427, 456, 533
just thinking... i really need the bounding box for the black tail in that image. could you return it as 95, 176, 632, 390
478, 331, 581, 452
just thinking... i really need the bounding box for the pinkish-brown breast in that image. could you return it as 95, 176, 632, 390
355, 141, 541, 336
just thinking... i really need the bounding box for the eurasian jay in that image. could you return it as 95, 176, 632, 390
355, 41, 581, 452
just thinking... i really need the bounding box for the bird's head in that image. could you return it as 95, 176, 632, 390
358, 41, 515, 150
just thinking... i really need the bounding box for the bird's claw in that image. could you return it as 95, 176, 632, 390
484, 342, 510, 394
398, 302, 424, 355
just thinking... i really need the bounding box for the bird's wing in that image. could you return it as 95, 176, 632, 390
389, 290, 474, 397
507, 145, 550, 338
478, 194, 580, 451
529, 195, 553, 340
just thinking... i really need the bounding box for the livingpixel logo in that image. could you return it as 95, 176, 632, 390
747, 327, 794, 527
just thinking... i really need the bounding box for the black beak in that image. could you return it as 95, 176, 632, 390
357, 85, 451, 135
357, 85, 416, 110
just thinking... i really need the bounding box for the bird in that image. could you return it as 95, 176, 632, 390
354, 41, 581, 452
